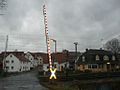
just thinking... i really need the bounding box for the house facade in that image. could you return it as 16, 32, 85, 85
2, 52, 30, 72
76, 49, 120, 72
34, 56, 44, 71
0, 54, 3, 70
29, 52, 44, 71
29, 50, 79, 72
30, 52, 69, 72
25, 52, 36, 69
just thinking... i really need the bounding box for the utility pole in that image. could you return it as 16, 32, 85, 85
43, 5, 52, 69
54, 40, 57, 53
51, 39, 57, 53
50, 39, 57, 69
43, 5, 57, 81
74, 42, 78, 57
100, 38, 104, 49
3, 35, 8, 72
74, 42, 78, 70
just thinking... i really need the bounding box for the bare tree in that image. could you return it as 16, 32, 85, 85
105, 38, 120, 53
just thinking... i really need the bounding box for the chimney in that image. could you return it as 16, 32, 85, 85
100, 48, 102, 50
86, 48, 89, 51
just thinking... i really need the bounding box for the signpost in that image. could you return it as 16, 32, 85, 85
43, 5, 57, 80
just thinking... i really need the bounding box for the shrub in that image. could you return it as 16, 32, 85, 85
84, 69, 92, 73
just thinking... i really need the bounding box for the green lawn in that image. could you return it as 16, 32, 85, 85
40, 81, 78, 90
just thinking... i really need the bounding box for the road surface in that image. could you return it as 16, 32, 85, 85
0, 71, 49, 90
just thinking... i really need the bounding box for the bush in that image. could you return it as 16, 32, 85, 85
38, 71, 44, 75
74, 70, 84, 74
84, 70, 92, 73
0, 69, 7, 77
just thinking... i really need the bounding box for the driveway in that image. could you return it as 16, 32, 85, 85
0, 71, 49, 90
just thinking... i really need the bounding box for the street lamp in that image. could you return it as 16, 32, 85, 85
74, 42, 78, 70
51, 39, 57, 53
50, 38, 57, 69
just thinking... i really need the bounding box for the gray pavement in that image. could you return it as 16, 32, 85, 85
0, 71, 49, 90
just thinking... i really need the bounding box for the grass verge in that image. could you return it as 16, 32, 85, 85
40, 81, 79, 90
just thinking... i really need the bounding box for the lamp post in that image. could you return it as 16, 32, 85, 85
3, 35, 8, 73
50, 39, 57, 68
74, 42, 78, 56
63, 49, 69, 80
74, 42, 78, 70
51, 39, 57, 53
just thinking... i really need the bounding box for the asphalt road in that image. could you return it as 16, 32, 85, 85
0, 71, 49, 90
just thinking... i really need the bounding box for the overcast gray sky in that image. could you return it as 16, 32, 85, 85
0, 0, 120, 52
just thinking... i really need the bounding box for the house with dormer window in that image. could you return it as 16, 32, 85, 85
2, 51, 30, 72
76, 49, 120, 72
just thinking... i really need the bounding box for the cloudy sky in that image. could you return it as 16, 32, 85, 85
0, 0, 120, 52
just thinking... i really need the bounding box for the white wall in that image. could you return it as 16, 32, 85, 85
43, 64, 49, 72
53, 62, 60, 70
59, 62, 69, 71
43, 62, 61, 71
25, 53, 35, 68
4, 54, 30, 72
4, 54, 21, 72
20, 61, 30, 72
37, 56, 43, 65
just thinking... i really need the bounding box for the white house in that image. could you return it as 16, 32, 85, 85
43, 63, 49, 72
25, 52, 36, 69
3, 52, 30, 72
43, 61, 62, 71
35, 56, 44, 72
36, 56, 43, 66
25, 52, 45, 69
59, 61, 69, 71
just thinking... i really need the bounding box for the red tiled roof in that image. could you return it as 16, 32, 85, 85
14, 54, 30, 62
1, 51, 29, 62
30, 52, 68, 64
27, 50, 78, 64
30, 52, 49, 64
51, 52, 66, 64
1, 51, 24, 57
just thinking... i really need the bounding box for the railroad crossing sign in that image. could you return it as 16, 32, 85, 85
43, 5, 57, 80
49, 68, 57, 79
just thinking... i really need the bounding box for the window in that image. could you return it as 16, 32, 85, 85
96, 55, 100, 60
65, 64, 67, 67
6, 66, 9, 70
88, 64, 97, 69
6, 60, 9, 63
112, 56, 116, 61
54, 64, 57, 68
88, 64, 91, 68
61, 66, 63, 70
82, 56, 85, 62
103, 55, 109, 60
47, 66, 49, 69
11, 66, 14, 69
92, 64, 97, 69
11, 60, 14, 63
10, 55, 12, 57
